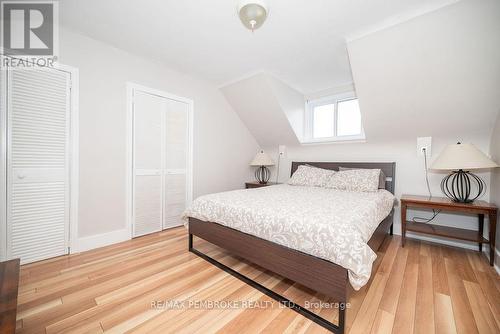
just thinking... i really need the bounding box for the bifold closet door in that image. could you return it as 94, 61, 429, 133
133, 91, 165, 237
6, 67, 71, 264
132, 90, 189, 236
164, 99, 188, 229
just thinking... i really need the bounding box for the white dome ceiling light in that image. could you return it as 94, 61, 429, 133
238, 0, 268, 32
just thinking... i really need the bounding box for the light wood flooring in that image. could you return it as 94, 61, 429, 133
16, 227, 500, 333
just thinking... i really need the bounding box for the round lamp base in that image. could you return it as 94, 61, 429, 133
441, 170, 485, 203
255, 166, 270, 184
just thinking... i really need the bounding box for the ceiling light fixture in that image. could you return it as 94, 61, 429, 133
238, 0, 268, 32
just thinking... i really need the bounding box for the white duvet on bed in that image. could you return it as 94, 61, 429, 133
182, 184, 395, 290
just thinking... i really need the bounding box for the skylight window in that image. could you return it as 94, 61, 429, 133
305, 93, 364, 143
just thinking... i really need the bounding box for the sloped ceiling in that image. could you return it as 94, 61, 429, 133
222, 0, 500, 149
348, 0, 500, 143
220, 73, 303, 147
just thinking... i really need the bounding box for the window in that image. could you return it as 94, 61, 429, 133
312, 104, 335, 138
337, 99, 362, 136
305, 94, 364, 143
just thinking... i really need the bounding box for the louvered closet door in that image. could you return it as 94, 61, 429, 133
7, 68, 71, 264
133, 91, 165, 237
164, 99, 188, 229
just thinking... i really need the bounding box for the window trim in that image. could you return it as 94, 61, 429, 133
304, 92, 365, 144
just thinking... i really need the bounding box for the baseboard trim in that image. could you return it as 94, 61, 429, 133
405, 232, 481, 251
405, 232, 500, 275
74, 228, 131, 253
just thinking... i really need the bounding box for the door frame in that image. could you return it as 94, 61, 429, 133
0, 61, 79, 261
126, 82, 194, 238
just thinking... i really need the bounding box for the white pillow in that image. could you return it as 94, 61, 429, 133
338, 167, 386, 189
288, 165, 335, 187
325, 168, 380, 192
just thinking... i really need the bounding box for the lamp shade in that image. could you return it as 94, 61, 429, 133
431, 143, 498, 170
250, 150, 274, 166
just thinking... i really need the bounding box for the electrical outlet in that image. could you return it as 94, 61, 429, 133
417, 137, 432, 156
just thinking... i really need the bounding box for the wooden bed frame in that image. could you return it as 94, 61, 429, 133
188, 162, 396, 333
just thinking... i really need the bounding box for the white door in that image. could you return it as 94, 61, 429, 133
164, 99, 188, 229
6, 67, 71, 264
133, 91, 164, 237
132, 89, 189, 237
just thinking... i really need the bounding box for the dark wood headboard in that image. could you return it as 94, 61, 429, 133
290, 162, 396, 194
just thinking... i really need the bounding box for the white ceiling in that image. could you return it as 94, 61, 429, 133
60, 0, 458, 93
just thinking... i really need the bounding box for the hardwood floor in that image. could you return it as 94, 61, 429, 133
16, 227, 500, 333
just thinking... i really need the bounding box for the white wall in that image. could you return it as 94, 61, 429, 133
266, 75, 306, 141
59, 28, 259, 245
489, 111, 500, 268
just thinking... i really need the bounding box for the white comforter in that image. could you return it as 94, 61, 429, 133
182, 184, 395, 290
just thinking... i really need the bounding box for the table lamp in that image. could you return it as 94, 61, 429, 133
431, 142, 498, 203
250, 150, 274, 184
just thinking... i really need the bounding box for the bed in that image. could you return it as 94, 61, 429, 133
185, 162, 396, 333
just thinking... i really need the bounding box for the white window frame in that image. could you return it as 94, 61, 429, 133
304, 92, 365, 144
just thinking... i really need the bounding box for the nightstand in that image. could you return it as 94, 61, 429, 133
400, 194, 497, 266
245, 181, 279, 189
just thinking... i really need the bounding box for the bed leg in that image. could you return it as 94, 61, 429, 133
390, 223, 393, 236
339, 302, 346, 334
188, 233, 193, 251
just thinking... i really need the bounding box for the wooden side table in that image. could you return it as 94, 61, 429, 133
0, 259, 20, 334
400, 194, 497, 266
245, 181, 279, 189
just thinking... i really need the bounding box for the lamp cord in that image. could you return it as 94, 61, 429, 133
412, 147, 441, 223
423, 148, 432, 198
